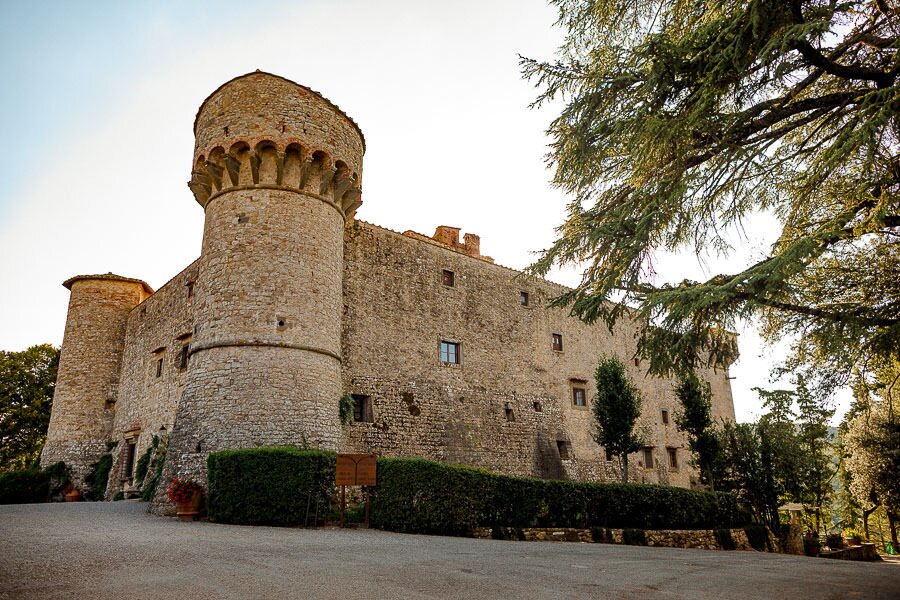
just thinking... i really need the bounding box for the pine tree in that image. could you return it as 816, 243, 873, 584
592, 356, 644, 482
523, 0, 900, 394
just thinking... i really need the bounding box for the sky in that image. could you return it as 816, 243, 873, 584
0, 0, 848, 424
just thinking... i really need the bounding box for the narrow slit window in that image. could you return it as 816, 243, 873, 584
440, 341, 460, 364
661, 409, 669, 425
504, 402, 515, 422
643, 447, 654, 469
668, 448, 678, 469
155, 358, 163, 378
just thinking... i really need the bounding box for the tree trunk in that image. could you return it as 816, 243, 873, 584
887, 509, 899, 550
622, 454, 629, 483
863, 505, 879, 540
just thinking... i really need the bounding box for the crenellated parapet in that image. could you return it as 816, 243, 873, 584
188, 70, 364, 220
189, 140, 362, 219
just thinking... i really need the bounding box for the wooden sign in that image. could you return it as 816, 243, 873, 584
336, 453, 377, 486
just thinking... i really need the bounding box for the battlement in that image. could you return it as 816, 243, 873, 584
188, 71, 364, 219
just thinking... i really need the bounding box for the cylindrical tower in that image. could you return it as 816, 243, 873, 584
42, 274, 152, 485
161, 72, 365, 487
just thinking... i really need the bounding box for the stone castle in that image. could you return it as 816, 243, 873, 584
41, 72, 736, 505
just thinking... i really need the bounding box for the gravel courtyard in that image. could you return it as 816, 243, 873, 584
1, 501, 897, 600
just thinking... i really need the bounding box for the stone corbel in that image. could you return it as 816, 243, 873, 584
319, 166, 337, 195
249, 153, 261, 185
298, 156, 314, 189
224, 154, 241, 186
204, 160, 224, 191
188, 171, 211, 206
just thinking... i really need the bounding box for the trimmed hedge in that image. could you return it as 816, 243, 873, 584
0, 462, 69, 504
206, 447, 335, 526
371, 457, 751, 535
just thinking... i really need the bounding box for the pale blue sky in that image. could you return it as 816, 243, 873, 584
0, 0, 841, 423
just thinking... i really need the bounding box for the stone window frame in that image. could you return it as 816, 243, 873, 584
642, 446, 655, 469
439, 339, 461, 365
352, 394, 374, 423
661, 409, 669, 425
441, 269, 455, 287
150, 347, 165, 379
570, 379, 588, 410
551, 333, 564, 352
667, 447, 679, 470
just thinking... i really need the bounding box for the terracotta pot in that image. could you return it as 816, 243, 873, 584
64, 489, 82, 502
175, 491, 203, 521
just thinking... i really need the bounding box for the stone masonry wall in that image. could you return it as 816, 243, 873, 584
104, 260, 199, 496
342, 221, 737, 486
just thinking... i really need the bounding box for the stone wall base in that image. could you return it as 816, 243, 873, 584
473, 526, 783, 552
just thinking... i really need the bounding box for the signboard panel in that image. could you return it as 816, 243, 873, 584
336, 453, 377, 486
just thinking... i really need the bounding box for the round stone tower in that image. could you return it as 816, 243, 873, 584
42, 274, 152, 485
161, 72, 364, 488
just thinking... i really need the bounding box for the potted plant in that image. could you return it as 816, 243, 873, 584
166, 478, 204, 521
64, 486, 82, 502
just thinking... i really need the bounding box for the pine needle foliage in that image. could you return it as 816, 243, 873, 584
523, 0, 900, 393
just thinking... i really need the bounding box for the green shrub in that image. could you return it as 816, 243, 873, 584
206, 447, 335, 526
371, 457, 750, 535
0, 468, 51, 504
134, 436, 159, 486
622, 528, 647, 546
84, 453, 113, 501
591, 527, 615, 543
743, 525, 769, 551
715, 528, 736, 550
140, 453, 165, 502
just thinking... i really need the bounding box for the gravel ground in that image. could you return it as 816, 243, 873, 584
1, 501, 897, 600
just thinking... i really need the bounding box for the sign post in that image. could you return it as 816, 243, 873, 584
335, 454, 377, 528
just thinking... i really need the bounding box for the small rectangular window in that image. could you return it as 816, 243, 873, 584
504, 402, 515, 422
668, 448, 678, 469
175, 344, 190, 370
440, 341, 460, 364
186, 281, 195, 299
155, 358, 163, 377
551, 333, 563, 352
661, 409, 669, 424
556, 440, 571, 459
643, 447, 654, 469
352, 394, 373, 423
572, 387, 586, 407
634, 357, 640, 367
519, 291, 529, 306
533, 401, 542, 412
442, 269, 455, 287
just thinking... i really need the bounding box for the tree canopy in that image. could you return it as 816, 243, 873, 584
592, 356, 644, 482
523, 0, 900, 394
0, 344, 59, 472
674, 370, 720, 489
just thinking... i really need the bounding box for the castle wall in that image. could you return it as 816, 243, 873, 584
341, 222, 736, 486
104, 260, 199, 493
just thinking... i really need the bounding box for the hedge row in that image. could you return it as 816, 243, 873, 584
0, 462, 69, 504
370, 457, 751, 535
206, 447, 335, 526
205, 449, 750, 534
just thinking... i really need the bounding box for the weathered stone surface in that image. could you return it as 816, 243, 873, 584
42, 72, 737, 511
